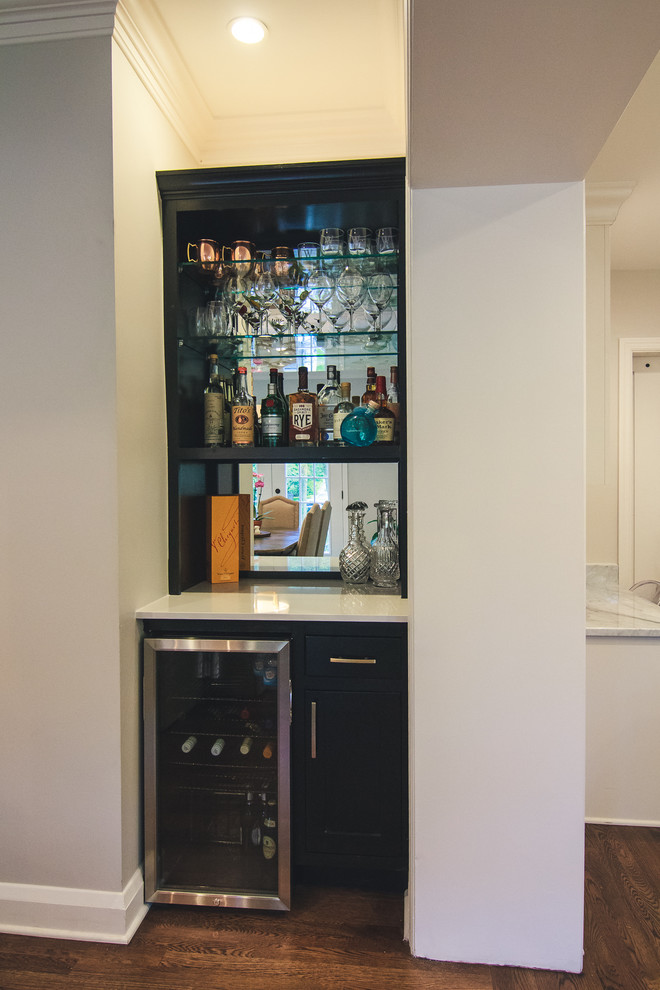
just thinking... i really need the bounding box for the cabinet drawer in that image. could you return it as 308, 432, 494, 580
305, 634, 404, 679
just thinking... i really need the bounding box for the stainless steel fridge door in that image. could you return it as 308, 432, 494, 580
143, 637, 291, 910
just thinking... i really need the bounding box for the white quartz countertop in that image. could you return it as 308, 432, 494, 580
586, 567, 660, 637
136, 579, 408, 623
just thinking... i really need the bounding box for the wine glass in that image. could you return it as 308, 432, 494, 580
226, 272, 260, 338
376, 227, 399, 273
364, 303, 393, 350
336, 267, 366, 332
254, 270, 278, 335
366, 272, 394, 333
297, 241, 321, 275
207, 298, 229, 338
305, 269, 335, 332
320, 227, 345, 276
324, 291, 349, 333
347, 227, 373, 273
192, 304, 211, 337
277, 269, 308, 333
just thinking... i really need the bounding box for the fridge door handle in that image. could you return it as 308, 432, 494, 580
289, 679, 293, 725
310, 700, 317, 759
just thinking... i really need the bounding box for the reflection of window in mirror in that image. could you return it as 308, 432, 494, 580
251, 462, 398, 561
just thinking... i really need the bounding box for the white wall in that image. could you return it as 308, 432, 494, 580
409, 183, 586, 970
612, 269, 660, 336
0, 30, 196, 942
586, 636, 660, 825
112, 43, 196, 888
0, 36, 124, 931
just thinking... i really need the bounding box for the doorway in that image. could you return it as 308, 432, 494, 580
618, 338, 660, 588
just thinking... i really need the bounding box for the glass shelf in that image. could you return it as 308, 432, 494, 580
179, 253, 399, 274
178, 330, 398, 363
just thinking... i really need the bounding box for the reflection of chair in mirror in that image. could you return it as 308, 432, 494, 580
315, 501, 332, 555
296, 503, 321, 556
259, 495, 299, 530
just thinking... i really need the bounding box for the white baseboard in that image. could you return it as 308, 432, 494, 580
0, 868, 149, 943
585, 816, 660, 828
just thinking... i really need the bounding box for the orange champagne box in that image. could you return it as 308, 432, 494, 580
207, 495, 253, 583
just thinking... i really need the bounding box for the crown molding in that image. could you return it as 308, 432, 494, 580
585, 181, 636, 225
0, 0, 117, 44
201, 107, 406, 168
113, 0, 207, 160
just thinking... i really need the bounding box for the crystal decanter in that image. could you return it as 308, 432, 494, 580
339, 501, 371, 584
369, 500, 400, 588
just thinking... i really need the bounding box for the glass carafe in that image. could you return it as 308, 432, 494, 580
339, 501, 371, 584
370, 501, 400, 588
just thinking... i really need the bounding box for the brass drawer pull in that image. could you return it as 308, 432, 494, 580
330, 656, 377, 664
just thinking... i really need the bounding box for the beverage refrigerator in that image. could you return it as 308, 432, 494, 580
143, 637, 291, 910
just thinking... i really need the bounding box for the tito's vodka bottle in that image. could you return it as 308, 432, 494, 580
231, 367, 255, 446
288, 366, 318, 446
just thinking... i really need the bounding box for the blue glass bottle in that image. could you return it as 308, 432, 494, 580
339, 401, 378, 447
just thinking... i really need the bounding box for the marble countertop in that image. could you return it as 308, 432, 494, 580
135, 568, 660, 636
586, 566, 660, 637
136, 578, 408, 623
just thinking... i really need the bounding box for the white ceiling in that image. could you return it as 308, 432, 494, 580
134, 0, 406, 165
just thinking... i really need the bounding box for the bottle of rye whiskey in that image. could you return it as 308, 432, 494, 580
288, 366, 318, 446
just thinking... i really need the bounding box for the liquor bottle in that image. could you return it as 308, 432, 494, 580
332, 382, 354, 446
361, 366, 377, 406
204, 354, 225, 447
210, 738, 225, 756
288, 366, 318, 446
340, 401, 379, 446
181, 735, 197, 753
372, 375, 396, 444
231, 366, 255, 446
260, 382, 286, 446
276, 370, 288, 435
222, 375, 233, 445
262, 741, 274, 759
387, 365, 400, 440
318, 365, 341, 444
240, 736, 253, 755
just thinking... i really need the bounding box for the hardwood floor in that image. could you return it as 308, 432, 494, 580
1, 825, 659, 990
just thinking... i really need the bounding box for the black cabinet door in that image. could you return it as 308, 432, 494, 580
303, 688, 405, 862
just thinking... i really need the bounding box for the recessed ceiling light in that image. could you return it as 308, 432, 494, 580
229, 17, 267, 44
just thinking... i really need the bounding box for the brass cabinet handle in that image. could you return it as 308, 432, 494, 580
329, 656, 377, 664
311, 701, 317, 759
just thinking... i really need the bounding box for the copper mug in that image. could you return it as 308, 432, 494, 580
187, 239, 221, 272
272, 245, 295, 280
231, 240, 256, 276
